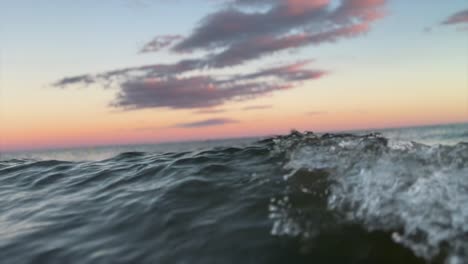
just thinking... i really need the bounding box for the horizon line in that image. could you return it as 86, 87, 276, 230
1, 121, 467, 154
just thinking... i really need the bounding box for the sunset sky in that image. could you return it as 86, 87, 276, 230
1, 0, 467, 151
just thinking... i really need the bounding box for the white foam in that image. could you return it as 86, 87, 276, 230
274, 135, 468, 262
387, 139, 414, 150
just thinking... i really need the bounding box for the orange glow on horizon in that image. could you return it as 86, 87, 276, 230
2, 106, 467, 152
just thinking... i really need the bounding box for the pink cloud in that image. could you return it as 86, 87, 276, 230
242, 105, 273, 111
173, 0, 385, 54
282, 0, 330, 15
111, 61, 325, 110
54, 0, 386, 111
442, 9, 468, 25
174, 118, 239, 128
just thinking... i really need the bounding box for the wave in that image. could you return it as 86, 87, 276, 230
0, 131, 467, 263
269, 131, 468, 263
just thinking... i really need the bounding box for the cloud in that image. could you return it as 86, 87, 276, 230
172, 0, 385, 64
423, 26, 432, 33
441, 9, 468, 25
242, 105, 273, 111
53, 59, 207, 88
112, 76, 270, 110
110, 61, 325, 110
240, 60, 327, 81
194, 108, 227, 114
174, 0, 381, 52
172, 6, 324, 53
174, 118, 238, 128
53, 0, 387, 111
54, 74, 95, 87
208, 24, 370, 67
140, 35, 183, 53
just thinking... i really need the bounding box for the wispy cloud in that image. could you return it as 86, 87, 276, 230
174, 118, 239, 128
173, 0, 385, 57
65, 61, 326, 110
242, 105, 273, 111
53, 0, 387, 111
140, 35, 183, 53
194, 108, 227, 114
441, 9, 468, 25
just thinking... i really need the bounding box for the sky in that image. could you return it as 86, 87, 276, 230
1, 0, 467, 151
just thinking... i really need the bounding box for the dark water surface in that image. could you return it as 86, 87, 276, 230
1, 123, 468, 264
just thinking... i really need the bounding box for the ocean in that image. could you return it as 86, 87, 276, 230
1, 123, 467, 264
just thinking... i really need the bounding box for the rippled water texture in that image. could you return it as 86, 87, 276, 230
1, 124, 467, 264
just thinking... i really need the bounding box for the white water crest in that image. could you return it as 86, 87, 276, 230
271, 132, 468, 263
